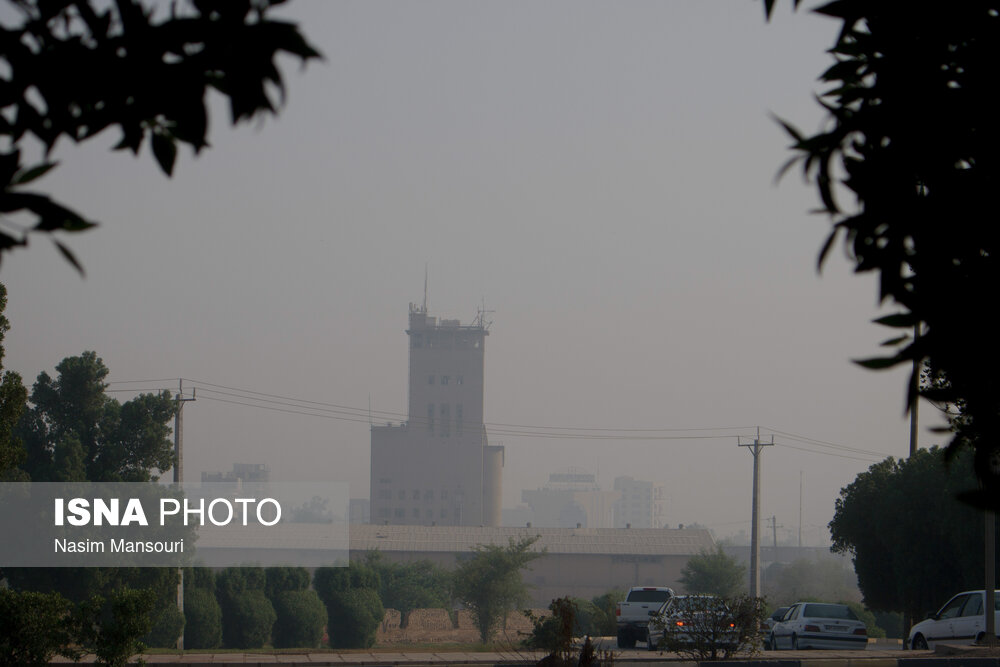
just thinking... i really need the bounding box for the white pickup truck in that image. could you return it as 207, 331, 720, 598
615, 586, 675, 648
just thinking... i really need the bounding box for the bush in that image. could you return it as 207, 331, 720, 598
589, 591, 623, 637
221, 590, 276, 649
77, 589, 157, 667
272, 589, 328, 648
325, 588, 384, 649
183, 588, 222, 649
265, 566, 310, 599
314, 565, 385, 649
0, 589, 80, 665
143, 602, 185, 648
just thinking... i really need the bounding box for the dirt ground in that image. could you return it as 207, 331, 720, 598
376, 608, 551, 645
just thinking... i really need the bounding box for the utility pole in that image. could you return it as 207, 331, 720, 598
739, 427, 773, 598
173, 380, 195, 650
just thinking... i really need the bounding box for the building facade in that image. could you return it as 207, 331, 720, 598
521, 471, 620, 528
613, 475, 664, 529
370, 302, 503, 526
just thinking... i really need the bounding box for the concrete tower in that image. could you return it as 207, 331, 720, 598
370, 302, 503, 526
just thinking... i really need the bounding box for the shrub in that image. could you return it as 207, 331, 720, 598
182, 588, 222, 649
272, 589, 328, 648
221, 590, 276, 649
143, 602, 185, 648
0, 589, 80, 665
324, 588, 384, 649
77, 589, 157, 667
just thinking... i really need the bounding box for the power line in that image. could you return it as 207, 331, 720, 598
104, 377, 890, 458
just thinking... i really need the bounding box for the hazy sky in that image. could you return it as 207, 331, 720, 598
1, 1, 944, 545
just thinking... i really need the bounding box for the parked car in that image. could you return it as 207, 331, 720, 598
760, 606, 789, 649
908, 590, 1000, 650
768, 602, 867, 650
616, 586, 674, 648
647, 595, 737, 652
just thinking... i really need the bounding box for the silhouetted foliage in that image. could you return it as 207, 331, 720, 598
0, 589, 81, 665
771, 0, 1000, 506
0, 0, 320, 269
829, 447, 995, 621
0, 283, 27, 480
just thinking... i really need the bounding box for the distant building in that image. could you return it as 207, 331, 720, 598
521, 470, 620, 528
201, 462, 270, 485
613, 475, 664, 529
370, 302, 503, 526
349, 498, 370, 525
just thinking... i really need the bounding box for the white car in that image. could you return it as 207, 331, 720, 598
768, 602, 867, 650
908, 590, 1000, 650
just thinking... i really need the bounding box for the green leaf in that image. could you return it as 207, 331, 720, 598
151, 133, 177, 177
11, 161, 58, 186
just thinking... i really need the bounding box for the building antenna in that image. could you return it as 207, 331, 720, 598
423, 264, 428, 313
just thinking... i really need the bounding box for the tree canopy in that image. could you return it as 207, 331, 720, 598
0, 0, 320, 270
771, 1, 1000, 505
0, 283, 27, 478
15, 351, 175, 482
829, 446, 994, 621
679, 545, 746, 599
452, 535, 544, 643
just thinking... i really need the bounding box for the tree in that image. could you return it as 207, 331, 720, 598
452, 535, 544, 643
679, 546, 746, 599
764, 556, 861, 605
0, 0, 320, 271
15, 351, 175, 482
829, 446, 992, 621
365, 551, 451, 628
769, 1, 1000, 505
0, 283, 27, 479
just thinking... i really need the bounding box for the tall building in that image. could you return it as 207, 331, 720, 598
521, 471, 620, 528
370, 302, 503, 526
613, 475, 664, 529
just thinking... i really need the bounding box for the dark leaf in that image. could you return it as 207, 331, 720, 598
151, 133, 178, 177
872, 313, 916, 329
853, 356, 902, 370
52, 239, 85, 276
11, 161, 58, 186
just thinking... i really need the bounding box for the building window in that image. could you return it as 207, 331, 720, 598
428, 375, 434, 385
398, 490, 405, 500
378, 489, 390, 499
427, 404, 434, 433
456, 375, 463, 385
441, 375, 449, 385
412, 490, 420, 500
412, 508, 420, 518
440, 508, 448, 518
378, 508, 389, 518
440, 404, 450, 437
424, 490, 434, 501
394, 508, 404, 518
412, 334, 423, 348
